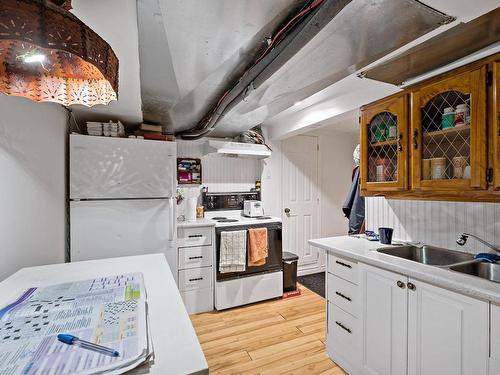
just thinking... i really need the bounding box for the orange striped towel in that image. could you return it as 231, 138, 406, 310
247, 228, 268, 266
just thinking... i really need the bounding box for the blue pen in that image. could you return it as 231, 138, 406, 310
57, 334, 120, 357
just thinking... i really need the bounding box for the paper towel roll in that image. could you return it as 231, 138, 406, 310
186, 197, 197, 221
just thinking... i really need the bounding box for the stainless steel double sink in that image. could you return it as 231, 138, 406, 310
377, 245, 500, 283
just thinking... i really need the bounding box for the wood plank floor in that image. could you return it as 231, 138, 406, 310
190, 285, 347, 375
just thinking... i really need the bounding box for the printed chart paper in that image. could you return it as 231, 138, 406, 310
0, 273, 151, 375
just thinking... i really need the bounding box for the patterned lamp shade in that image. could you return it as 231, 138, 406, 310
0, 0, 119, 107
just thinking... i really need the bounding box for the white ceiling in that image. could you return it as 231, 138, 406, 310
262, 0, 500, 140
138, 0, 302, 132
70, 0, 143, 125
263, 75, 400, 140
304, 109, 360, 136
67, 0, 499, 139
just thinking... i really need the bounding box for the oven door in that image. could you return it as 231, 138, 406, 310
216, 223, 282, 281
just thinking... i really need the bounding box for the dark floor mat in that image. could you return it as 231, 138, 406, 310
297, 272, 325, 298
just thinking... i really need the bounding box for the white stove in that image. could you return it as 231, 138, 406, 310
202, 192, 283, 310
205, 210, 281, 228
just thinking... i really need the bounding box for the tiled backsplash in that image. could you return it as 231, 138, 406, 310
365, 197, 500, 255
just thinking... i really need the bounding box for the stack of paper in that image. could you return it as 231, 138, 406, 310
103, 121, 125, 137
87, 122, 103, 136
0, 273, 153, 375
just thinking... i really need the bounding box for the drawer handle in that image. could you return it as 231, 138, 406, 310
335, 260, 352, 269
188, 256, 203, 260
335, 321, 352, 334
189, 277, 203, 282
188, 234, 204, 238
335, 291, 352, 302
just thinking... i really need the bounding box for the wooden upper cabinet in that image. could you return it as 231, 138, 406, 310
410, 67, 487, 191
492, 60, 500, 190
360, 94, 408, 192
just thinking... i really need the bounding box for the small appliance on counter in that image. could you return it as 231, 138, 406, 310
243, 200, 264, 217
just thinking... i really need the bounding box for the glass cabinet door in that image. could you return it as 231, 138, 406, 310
360, 94, 408, 192
411, 68, 487, 191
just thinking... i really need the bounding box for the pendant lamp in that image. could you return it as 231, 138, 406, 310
0, 0, 118, 107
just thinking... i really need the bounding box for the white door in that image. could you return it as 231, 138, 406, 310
282, 135, 320, 272
360, 264, 408, 375
407, 279, 489, 375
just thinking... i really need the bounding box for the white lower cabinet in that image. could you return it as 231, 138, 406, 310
177, 225, 215, 314
328, 256, 491, 375
359, 264, 408, 375
407, 279, 489, 375
327, 302, 360, 370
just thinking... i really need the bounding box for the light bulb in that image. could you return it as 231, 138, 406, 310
24, 54, 46, 63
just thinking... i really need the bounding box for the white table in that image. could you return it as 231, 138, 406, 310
0, 254, 208, 375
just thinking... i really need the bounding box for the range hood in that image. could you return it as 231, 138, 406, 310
203, 139, 271, 159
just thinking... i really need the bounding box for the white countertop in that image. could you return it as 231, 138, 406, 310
0, 254, 208, 375
177, 218, 216, 228
309, 235, 500, 304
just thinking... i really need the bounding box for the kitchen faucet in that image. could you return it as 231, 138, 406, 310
456, 233, 500, 254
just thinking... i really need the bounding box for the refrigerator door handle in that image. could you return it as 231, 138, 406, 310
167, 197, 176, 241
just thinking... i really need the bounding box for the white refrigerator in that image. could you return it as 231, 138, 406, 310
70, 134, 177, 278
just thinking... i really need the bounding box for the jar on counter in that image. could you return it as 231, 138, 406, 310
454, 104, 469, 127
196, 205, 204, 218
441, 107, 455, 129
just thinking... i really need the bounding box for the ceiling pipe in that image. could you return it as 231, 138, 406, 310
178, 0, 352, 140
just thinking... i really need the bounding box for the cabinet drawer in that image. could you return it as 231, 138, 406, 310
181, 289, 213, 315
178, 267, 212, 292
178, 226, 212, 247
492, 304, 500, 360
327, 273, 359, 317
179, 245, 213, 270
327, 302, 359, 366
328, 254, 358, 285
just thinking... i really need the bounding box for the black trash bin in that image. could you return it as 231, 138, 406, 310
282, 251, 299, 292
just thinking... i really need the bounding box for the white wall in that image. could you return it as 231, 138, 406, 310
317, 134, 358, 237
0, 95, 67, 280
366, 197, 500, 255
260, 134, 282, 218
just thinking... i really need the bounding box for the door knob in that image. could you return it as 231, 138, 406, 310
407, 282, 416, 291
397, 280, 406, 289
284, 208, 291, 214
